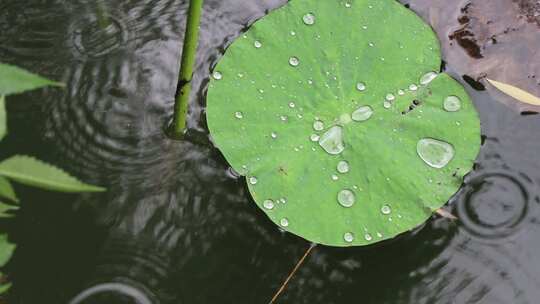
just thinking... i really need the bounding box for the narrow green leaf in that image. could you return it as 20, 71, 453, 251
0, 177, 18, 203
0, 63, 63, 96
0, 95, 5, 141
0, 201, 18, 217
0, 235, 15, 266
0, 155, 105, 193
0, 281, 11, 294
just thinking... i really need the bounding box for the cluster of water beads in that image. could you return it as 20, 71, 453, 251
417, 138, 455, 169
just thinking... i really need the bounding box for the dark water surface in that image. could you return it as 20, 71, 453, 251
0, 0, 539, 303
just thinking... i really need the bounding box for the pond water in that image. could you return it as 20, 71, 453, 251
1, 0, 539, 303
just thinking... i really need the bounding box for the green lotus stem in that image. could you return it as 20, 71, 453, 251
169, 0, 204, 137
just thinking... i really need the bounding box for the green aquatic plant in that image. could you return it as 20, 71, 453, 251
0, 63, 105, 293
169, 0, 205, 137
207, 0, 481, 247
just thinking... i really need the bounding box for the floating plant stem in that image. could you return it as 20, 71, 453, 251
269, 243, 316, 304
169, 0, 205, 138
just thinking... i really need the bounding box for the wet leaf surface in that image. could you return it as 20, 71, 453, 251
207, 0, 481, 246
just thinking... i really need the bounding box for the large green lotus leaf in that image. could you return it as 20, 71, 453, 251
206, 0, 480, 246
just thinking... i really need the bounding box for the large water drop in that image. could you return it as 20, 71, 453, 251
444, 96, 462, 112
420, 72, 438, 85
417, 138, 455, 169
319, 126, 345, 155
337, 189, 356, 207
352, 106, 373, 122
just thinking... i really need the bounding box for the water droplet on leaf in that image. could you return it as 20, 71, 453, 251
212, 71, 222, 80
263, 200, 275, 210
417, 138, 455, 169
337, 189, 356, 207
289, 56, 300, 67
319, 126, 345, 155
386, 94, 396, 101
356, 82, 366, 91
313, 120, 325, 131
444, 96, 462, 112
249, 176, 258, 184
352, 106, 374, 122
381, 204, 392, 215
280, 218, 289, 227
337, 161, 350, 173
234, 111, 243, 119
420, 72, 438, 85
344, 232, 355, 243
302, 13, 316, 25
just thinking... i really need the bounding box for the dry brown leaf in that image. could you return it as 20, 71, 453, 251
487, 78, 540, 106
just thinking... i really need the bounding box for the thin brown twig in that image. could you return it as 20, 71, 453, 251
269, 243, 317, 304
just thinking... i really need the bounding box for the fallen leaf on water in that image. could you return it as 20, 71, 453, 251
487, 78, 540, 106
435, 208, 458, 220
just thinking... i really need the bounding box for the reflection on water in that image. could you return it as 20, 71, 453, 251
0, 0, 539, 303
